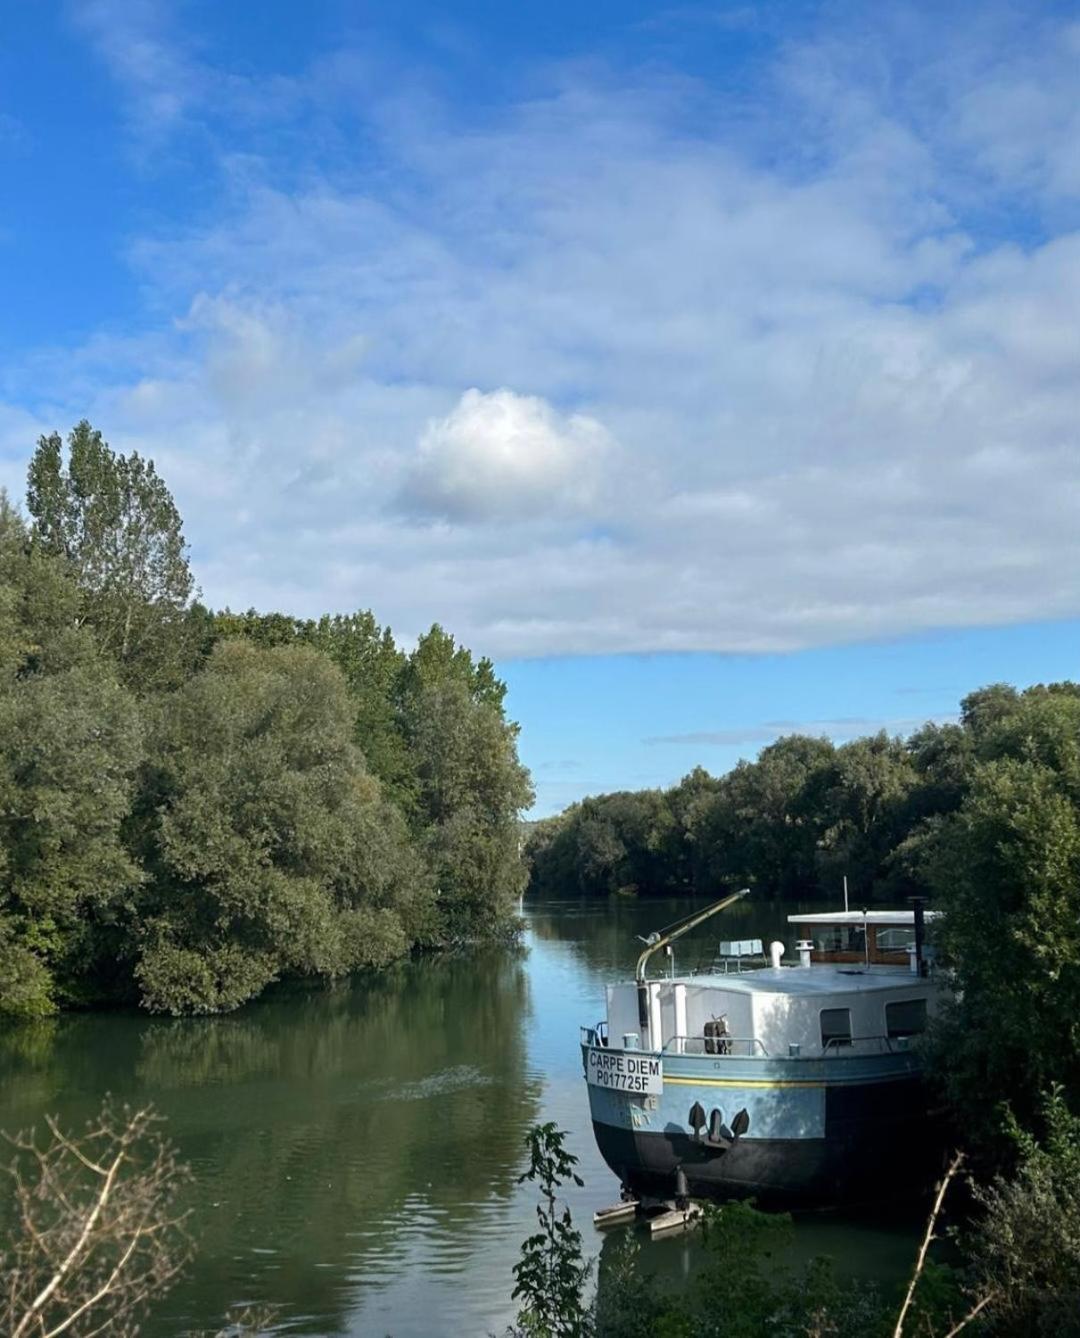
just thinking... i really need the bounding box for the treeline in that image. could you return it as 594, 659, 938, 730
526, 683, 1079, 906
0, 422, 532, 1018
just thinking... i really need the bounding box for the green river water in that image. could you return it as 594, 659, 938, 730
0, 897, 924, 1335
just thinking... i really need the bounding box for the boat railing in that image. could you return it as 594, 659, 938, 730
822, 1033, 917, 1055
662, 1035, 769, 1058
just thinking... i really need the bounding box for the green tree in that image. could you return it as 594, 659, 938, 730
814, 732, 918, 899
131, 640, 433, 1014
399, 627, 533, 939
967, 1086, 1080, 1335
26, 421, 195, 690
695, 735, 835, 899
929, 749, 1080, 1141
0, 499, 143, 1016
210, 609, 417, 808
305, 612, 414, 806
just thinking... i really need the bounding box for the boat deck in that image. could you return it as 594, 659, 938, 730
671, 965, 921, 996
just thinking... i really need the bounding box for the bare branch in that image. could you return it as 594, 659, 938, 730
0, 1101, 192, 1338
893, 1151, 965, 1338
940, 1290, 996, 1338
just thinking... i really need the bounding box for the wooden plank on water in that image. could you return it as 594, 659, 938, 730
593, 1199, 640, 1228
648, 1202, 703, 1238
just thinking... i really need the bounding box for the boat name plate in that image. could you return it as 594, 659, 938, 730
586, 1047, 663, 1095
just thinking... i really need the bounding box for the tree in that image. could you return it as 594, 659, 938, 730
814, 732, 918, 899
304, 612, 414, 807
966, 1086, 1080, 1335
399, 628, 533, 938
130, 640, 433, 1014
26, 422, 195, 690
210, 610, 417, 809
695, 735, 835, 899
928, 750, 1080, 1143
0, 499, 143, 1017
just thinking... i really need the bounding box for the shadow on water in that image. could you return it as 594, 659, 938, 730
0, 895, 923, 1334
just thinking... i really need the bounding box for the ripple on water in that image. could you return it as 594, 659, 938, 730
375, 1063, 493, 1102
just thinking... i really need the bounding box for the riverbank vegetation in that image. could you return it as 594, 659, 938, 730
510, 1110, 1080, 1338
0, 422, 532, 1018
525, 682, 1080, 913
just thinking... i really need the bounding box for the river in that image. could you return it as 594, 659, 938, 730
0, 897, 923, 1335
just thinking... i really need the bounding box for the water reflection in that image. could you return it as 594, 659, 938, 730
0, 951, 543, 1336
0, 897, 918, 1335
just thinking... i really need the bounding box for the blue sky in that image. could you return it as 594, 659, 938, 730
2, 1, 1079, 815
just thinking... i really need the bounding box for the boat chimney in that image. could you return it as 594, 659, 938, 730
769, 940, 784, 970
797, 939, 813, 969
909, 897, 928, 978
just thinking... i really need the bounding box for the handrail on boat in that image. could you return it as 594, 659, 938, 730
661, 1035, 769, 1057
822, 1033, 916, 1055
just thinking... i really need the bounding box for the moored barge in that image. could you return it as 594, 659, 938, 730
581, 892, 945, 1207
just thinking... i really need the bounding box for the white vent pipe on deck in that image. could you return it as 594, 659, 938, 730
674, 983, 687, 1055
797, 939, 813, 969
769, 940, 785, 970
649, 983, 663, 1051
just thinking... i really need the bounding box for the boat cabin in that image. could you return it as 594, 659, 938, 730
603, 966, 937, 1059
787, 910, 938, 969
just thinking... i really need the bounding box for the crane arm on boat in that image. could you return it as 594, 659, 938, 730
634, 888, 750, 983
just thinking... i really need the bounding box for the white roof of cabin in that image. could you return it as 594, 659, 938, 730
669, 966, 931, 997
786, 910, 939, 926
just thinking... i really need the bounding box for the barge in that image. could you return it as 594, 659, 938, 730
581, 891, 946, 1208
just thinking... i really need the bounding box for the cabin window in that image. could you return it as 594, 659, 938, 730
876, 927, 915, 952
805, 926, 866, 955
886, 998, 927, 1039
820, 1008, 852, 1049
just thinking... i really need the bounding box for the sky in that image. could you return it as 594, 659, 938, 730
1, 1, 1079, 815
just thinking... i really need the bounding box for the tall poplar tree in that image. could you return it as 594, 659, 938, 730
26, 421, 195, 689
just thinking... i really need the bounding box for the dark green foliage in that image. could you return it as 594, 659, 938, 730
0, 424, 534, 1016
0, 494, 144, 1015
511, 1122, 590, 1338
925, 687, 1080, 1143
594, 1202, 896, 1338
392, 626, 533, 937
511, 1128, 983, 1338
508, 1124, 1038, 1338
129, 640, 431, 1014
209, 617, 534, 946
965, 1086, 1080, 1335
210, 608, 415, 808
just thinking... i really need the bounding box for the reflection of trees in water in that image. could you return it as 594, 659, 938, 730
0, 951, 541, 1337
526, 896, 817, 980
0, 1020, 61, 1111
526, 896, 720, 978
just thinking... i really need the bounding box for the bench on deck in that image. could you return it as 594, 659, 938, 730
712, 938, 766, 973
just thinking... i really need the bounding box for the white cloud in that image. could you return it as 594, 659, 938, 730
402, 388, 613, 521
10, 6, 1080, 658
70, 0, 199, 138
